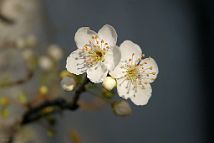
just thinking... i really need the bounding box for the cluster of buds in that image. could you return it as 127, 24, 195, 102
15, 35, 38, 49
39, 44, 64, 71
0, 34, 66, 127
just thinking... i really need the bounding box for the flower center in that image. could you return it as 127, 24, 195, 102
95, 50, 103, 58
126, 65, 139, 81
75, 35, 110, 71
88, 48, 105, 62
118, 64, 142, 95
116, 54, 145, 95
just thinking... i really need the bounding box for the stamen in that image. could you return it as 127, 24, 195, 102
126, 81, 132, 94
120, 53, 155, 96
119, 78, 127, 86
142, 54, 145, 58
79, 36, 110, 68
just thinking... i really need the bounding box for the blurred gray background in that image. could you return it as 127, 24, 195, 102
43, 0, 213, 143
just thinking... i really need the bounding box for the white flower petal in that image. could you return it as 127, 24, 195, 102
130, 84, 152, 106
66, 49, 88, 75
140, 57, 159, 83
87, 63, 108, 83
74, 27, 97, 49
116, 79, 135, 99
109, 62, 126, 79
98, 24, 117, 47
104, 46, 121, 71
119, 40, 142, 63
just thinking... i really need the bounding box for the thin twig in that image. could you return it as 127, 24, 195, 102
0, 69, 34, 88
0, 13, 15, 25
21, 78, 90, 125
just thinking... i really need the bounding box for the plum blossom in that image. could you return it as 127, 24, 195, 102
110, 40, 159, 105
66, 24, 120, 83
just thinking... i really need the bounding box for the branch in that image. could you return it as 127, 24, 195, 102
21, 78, 90, 125
0, 13, 15, 25
0, 69, 34, 88
0, 0, 15, 25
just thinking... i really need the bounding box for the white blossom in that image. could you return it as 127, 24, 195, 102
110, 40, 158, 106
66, 24, 120, 83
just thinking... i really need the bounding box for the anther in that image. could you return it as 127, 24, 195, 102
152, 72, 156, 75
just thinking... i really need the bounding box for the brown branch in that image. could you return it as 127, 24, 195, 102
0, 13, 15, 25
21, 78, 90, 125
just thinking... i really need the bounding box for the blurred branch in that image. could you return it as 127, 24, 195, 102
0, 69, 34, 88
0, 13, 14, 25
0, 0, 15, 25
79, 97, 107, 111
21, 78, 90, 125
0, 44, 35, 88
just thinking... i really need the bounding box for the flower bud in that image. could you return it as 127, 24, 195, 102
102, 76, 116, 91
15, 37, 26, 49
1, 108, 10, 119
47, 44, 63, 61
112, 100, 132, 116
0, 97, 10, 106
38, 56, 53, 71
39, 85, 48, 95
18, 94, 28, 104
61, 77, 76, 92
22, 49, 33, 60
60, 70, 73, 79
25, 35, 37, 47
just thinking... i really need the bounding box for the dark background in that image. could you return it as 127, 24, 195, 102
43, 0, 214, 143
